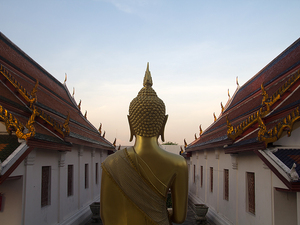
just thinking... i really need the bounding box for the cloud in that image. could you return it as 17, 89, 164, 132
99, 0, 152, 14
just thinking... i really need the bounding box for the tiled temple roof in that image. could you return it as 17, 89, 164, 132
186, 37, 300, 153
273, 149, 300, 176
0, 32, 115, 184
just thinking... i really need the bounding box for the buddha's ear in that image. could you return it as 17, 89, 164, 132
160, 115, 168, 142
128, 115, 135, 142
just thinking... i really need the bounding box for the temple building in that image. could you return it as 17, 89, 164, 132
185, 38, 300, 225
0, 33, 115, 225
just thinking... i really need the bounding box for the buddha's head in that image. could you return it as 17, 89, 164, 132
128, 63, 168, 142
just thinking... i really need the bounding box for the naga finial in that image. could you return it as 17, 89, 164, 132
64, 73, 67, 84
199, 124, 203, 136
143, 62, 153, 87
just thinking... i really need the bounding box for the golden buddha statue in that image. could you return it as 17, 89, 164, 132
100, 63, 188, 225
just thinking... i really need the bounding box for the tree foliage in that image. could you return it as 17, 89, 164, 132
162, 141, 178, 145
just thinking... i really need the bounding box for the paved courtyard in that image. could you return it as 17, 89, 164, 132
83, 205, 215, 225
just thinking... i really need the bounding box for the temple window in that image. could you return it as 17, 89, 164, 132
67, 165, 74, 196
95, 163, 99, 184
224, 169, 229, 201
193, 164, 196, 183
41, 166, 51, 207
200, 166, 203, 188
85, 164, 89, 189
247, 172, 255, 214
210, 167, 213, 192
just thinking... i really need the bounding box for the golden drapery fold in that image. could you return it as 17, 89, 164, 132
101, 149, 170, 225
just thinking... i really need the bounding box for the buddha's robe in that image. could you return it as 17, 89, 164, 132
100, 148, 170, 225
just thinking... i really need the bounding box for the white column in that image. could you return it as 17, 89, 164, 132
22, 149, 36, 225
78, 146, 83, 209
58, 151, 66, 223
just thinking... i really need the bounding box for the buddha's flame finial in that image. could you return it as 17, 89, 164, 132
143, 62, 153, 87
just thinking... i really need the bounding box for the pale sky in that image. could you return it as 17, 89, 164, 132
1, 0, 300, 146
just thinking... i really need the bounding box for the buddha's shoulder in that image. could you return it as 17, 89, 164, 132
104, 149, 126, 163
160, 149, 187, 167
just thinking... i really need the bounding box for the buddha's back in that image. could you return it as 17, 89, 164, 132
100, 64, 188, 225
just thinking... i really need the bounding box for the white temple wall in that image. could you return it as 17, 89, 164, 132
188, 149, 294, 225
0, 177, 23, 225
0, 145, 109, 225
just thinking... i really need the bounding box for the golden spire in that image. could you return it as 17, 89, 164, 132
221, 102, 224, 113
199, 124, 203, 136
143, 62, 153, 87
213, 112, 217, 122
64, 73, 67, 84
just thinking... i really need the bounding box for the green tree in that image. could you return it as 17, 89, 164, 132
162, 141, 178, 145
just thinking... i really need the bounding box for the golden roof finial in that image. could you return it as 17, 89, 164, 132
199, 124, 203, 136
221, 102, 224, 113
184, 139, 187, 148
113, 138, 116, 147
72, 87, 75, 98
236, 76, 239, 87
143, 62, 153, 87
78, 100, 81, 110
84, 110, 87, 119
103, 131, 106, 138
194, 133, 197, 140
228, 89, 230, 98
180, 146, 184, 155
213, 112, 217, 122
64, 73, 67, 84
118, 145, 121, 150
98, 123, 102, 135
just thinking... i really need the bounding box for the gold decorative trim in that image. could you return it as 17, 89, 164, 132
258, 106, 300, 146
0, 64, 38, 107
0, 64, 70, 138
227, 69, 300, 141
63, 112, 70, 135
0, 104, 36, 140
34, 106, 70, 137
262, 70, 300, 111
